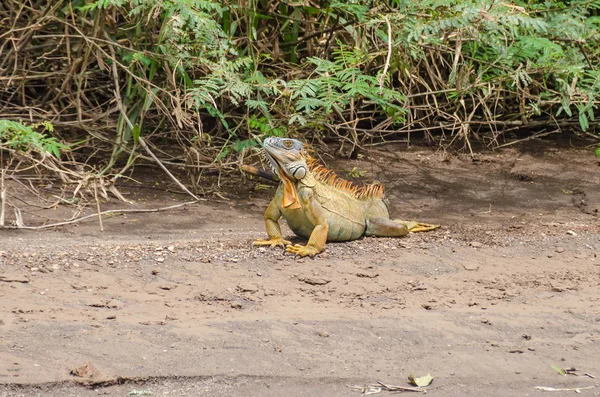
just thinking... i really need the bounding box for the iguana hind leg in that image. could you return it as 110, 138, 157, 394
368, 217, 439, 237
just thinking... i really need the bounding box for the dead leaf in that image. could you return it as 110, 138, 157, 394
349, 382, 425, 394
408, 373, 434, 387
69, 362, 101, 379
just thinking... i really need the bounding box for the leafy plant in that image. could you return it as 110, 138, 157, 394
2, 0, 600, 179
0, 120, 67, 158
551, 365, 567, 376
348, 167, 366, 178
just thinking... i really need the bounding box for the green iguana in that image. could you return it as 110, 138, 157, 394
253, 137, 439, 257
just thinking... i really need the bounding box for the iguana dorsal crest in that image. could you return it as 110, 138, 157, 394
306, 157, 384, 199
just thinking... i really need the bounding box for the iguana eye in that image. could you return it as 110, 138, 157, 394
283, 140, 293, 149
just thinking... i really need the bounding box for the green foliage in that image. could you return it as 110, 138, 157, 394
288, 53, 406, 123
391, 0, 599, 134
248, 116, 286, 137
348, 167, 366, 178
3, 0, 600, 173
0, 121, 68, 158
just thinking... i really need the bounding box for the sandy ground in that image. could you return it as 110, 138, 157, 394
1, 141, 599, 396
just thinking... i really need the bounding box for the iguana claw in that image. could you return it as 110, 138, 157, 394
286, 244, 320, 257
409, 223, 439, 233
401, 221, 440, 233
252, 237, 292, 248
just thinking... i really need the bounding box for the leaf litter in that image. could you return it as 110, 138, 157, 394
349, 374, 433, 395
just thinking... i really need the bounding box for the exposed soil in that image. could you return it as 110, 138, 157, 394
1, 140, 600, 396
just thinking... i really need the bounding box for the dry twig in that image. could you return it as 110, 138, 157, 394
0, 200, 200, 230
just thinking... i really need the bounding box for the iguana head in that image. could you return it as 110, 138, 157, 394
262, 137, 308, 209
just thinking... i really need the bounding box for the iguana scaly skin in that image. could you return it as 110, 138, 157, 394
252, 137, 439, 257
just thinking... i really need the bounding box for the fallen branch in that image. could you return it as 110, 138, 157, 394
0, 167, 5, 227
241, 164, 278, 182
93, 180, 104, 232
494, 129, 560, 149
378, 15, 392, 95
105, 34, 199, 203
535, 385, 596, 392
0, 200, 201, 230
378, 381, 426, 392
109, 74, 200, 202
279, 19, 357, 48
137, 137, 201, 201
349, 382, 425, 395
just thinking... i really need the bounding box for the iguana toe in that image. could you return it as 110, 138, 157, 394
392, 220, 440, 233
252, 237, 292, 248
286, 244, 320, 257
408, 222, 440, 233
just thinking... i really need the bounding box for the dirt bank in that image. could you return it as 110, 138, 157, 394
1, 141, 599, 396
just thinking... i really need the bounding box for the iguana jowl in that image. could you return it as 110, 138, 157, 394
253, 137, 439, 257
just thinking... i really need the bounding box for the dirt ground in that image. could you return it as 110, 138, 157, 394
1, 140, 599, 396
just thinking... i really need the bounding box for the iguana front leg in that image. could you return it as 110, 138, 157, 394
286, 193, 329, 257
253, 199, 291, 248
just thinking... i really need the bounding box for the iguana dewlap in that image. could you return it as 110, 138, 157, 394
252, 137, 439, 257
